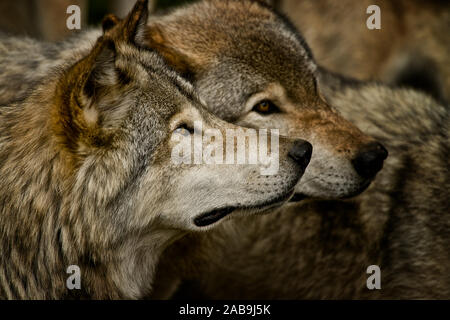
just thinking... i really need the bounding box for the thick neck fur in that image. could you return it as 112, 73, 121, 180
0, 71, 182, 299
0, 80, 69, 299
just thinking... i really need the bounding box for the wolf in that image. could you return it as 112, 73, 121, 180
161, 69, 449, 300
1, 0, 387, 199
144, 0, 388, 200
81, 0, 392, 298
0, 0, 311, 299
0, 0, 388, 299
170, 70, 450, 299
142, 0, 449, 299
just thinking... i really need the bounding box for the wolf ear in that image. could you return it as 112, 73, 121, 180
71, 38, 119, 128
120, 0, 150, 47
81, 39, 117, 104
55, 38, 120, 152
101, 0, 150, 47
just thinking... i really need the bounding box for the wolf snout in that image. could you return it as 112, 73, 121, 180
352, 142, 388, 179
288, 140, 313, 170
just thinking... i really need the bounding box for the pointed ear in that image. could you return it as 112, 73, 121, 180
69, 38, 119, 126
121, 0, 150, 46
55, 38, 119, 152
61, 37, 117, 109
82, 39, 117, 102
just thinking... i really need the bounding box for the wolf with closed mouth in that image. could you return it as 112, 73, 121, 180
146, 1, 448, 299
144, 0, 388, 200
161, 68, 449, 299
0, 0, 311, 299
103, 0, 393, 298
0, 0, 387, 200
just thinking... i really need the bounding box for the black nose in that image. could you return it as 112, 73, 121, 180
352, 142, 388, 179
289, 140, 313, 170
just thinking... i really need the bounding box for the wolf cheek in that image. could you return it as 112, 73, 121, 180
143, 1, 387, 201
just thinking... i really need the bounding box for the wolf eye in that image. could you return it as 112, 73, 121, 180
252, 100, 280, 114
174, 123, 194, 136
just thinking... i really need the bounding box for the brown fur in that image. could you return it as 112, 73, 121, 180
144, 0, 386, 201
145, 0, 449, 299
158, 73, 449, 299
0, 0, 311, 299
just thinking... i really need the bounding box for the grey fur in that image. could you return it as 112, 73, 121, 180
0, 0, 307, 299
147, 0, 449, 299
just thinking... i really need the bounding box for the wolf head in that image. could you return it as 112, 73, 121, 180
53, 0, 310, 239
0, 0, 312, 299
144, 0, 388, 200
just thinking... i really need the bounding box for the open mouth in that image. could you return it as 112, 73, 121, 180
194, 190, 294, 227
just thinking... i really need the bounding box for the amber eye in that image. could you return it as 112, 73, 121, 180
252, 100, 280, 114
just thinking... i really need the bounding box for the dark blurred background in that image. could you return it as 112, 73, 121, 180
0, 0, 448, 102
0, 0, 194, 41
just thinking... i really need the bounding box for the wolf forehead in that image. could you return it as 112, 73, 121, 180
114, 42, 199, 106
146, 0, 319, 117
148, 0, 316, 71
